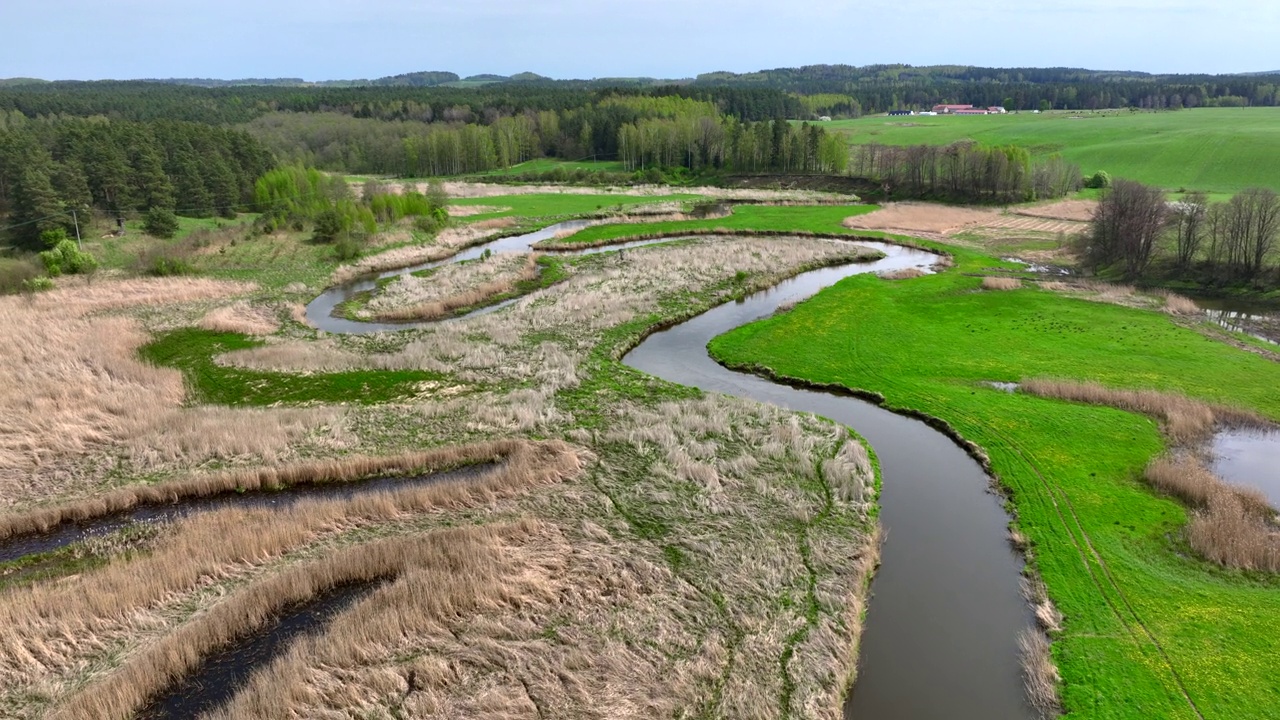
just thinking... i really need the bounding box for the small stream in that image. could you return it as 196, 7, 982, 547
137, 580, 385, 720
0, 464, 491, 565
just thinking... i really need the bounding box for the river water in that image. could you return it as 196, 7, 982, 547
622, 248, 1035, 719
1210, 429, 1280, 509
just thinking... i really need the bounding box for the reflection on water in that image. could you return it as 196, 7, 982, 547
1211, 429, 1280, 509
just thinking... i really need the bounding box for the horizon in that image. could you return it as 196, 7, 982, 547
2, 0, 1277, 82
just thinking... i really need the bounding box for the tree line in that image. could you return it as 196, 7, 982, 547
0, 116, 273, 249
242, 96, 848, 177
690, 64, 1280, 113
851, 142, 1082, 202
1086, 181, 1280, 284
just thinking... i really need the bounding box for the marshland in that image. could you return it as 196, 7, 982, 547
3, 68, 1280, 720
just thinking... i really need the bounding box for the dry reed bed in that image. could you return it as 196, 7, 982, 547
1021, 378, 1279, 572
0, 277, 323, 503
48, 520, 545, 720
363, 252, 541, 322
0, 442, 581, 697
981, 276, 1023, 291
1020, 378, 1263, 444
1158, 291, 1202, 316
197, 301, 281, 335
0, 439, 523, 541
880, 267, 925, 280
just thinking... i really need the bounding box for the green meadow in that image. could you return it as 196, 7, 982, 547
827, 108, 1280, 194
709, 231, 1280, 719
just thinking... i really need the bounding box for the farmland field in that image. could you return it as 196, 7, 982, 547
827, 108, 1280, 194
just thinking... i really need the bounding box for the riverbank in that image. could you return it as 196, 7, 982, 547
709, 238, 1280, 719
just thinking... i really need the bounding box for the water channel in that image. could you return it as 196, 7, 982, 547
0, 464, 492, 564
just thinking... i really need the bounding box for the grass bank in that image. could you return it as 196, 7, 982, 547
709, 237, 1280, 719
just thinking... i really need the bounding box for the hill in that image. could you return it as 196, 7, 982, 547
830, 108, 1280, 194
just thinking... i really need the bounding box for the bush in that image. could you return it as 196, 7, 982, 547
38, 230, 98, 277
0, 257, 44, 294
332, 235, 365, 261
22, 276, 55, 293
1084, 170, 1112, 189
143, 207, 180, 239
136, 238, 199, 276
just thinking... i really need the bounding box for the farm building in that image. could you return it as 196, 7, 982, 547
932, 104, 1007, 115
888, 109, 915, 116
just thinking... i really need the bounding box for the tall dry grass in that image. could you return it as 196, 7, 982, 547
48, 520, 545, 720
198, 301, 280, 335
1020, 378, 1263, 444
981, 276, 1022, 291
0, 277, 256, 501
0, 440, 527, 541
1188, 489, 1280, 572
366, 252, 541, 322
880, 267, 925, 280
0, 441, 581, 691
1158, 291, 1202, 316
1017, 628, 1061, 715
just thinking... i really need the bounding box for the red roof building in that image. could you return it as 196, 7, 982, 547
933, 104, 975, 114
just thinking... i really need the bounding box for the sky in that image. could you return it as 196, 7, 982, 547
1, 0, 1276, 81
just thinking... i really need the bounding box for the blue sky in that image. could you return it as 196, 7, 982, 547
1, 0, 1276, 80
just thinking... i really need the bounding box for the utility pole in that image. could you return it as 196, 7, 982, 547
72, 210, 82, 250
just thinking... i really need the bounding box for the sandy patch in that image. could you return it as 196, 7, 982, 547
1012, 199, 1097, 223
843, 203, 1000, 235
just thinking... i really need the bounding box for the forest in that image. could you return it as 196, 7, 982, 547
0, 116, 272, 249
850, 142, 1082, 202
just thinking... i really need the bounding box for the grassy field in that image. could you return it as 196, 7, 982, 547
467, 158, 628, 177
709, 236, 1280, 719
828, 108, 1280, 194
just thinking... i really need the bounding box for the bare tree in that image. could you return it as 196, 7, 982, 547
1171, 191, 1208, 268
1088, 179, 1169, 276
1242, 188, 1280, 278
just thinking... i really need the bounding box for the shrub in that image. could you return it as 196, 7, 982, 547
38, 231, 98, 277
22, 276, 55, 293
1084, 170, 1112, 189
136, 238, 199, 276
143, 207, 180, 239
333, 235, 365, 261
0, 257, 43, 294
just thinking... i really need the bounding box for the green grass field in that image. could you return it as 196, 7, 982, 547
467, 158, 628, 177
827, 108, 1280, 195
708, 232, 1280, 719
